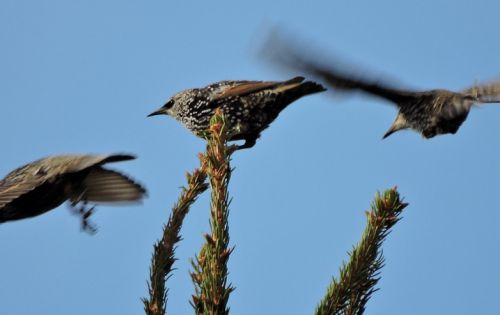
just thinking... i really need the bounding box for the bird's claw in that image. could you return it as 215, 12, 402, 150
226, 144, 239, 154
69, 202, 98, 234
80, 206, 98, 234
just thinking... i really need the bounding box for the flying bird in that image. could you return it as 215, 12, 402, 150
265, 36, 500, 139
148, 77, 326, 149
0, 154, 146, 233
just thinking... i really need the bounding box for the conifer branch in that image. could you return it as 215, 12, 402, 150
191, 109, 235, 315
143, 162, 209, 315
315, 187, 408, 315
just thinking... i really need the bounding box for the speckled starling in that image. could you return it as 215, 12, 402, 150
148, 77, 326, 149
266, 38, 500, 139
0, 154, 146, 232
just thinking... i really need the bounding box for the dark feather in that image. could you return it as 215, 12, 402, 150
212, 77, 305, 100
75, 168, 146, 204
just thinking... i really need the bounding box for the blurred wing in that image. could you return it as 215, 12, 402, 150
263, 32, 417, 104
285, 56, 417, 104
0, 177, 48, 209
58, 154, 136, 174
0, 153, 137, 209
462, 80, 500, 103
77, 167, 146, 204
212, 77, 305, 100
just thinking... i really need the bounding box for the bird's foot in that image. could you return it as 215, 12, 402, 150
235, 138, 257, 150
69, 202, 98, 234
80, 206, 98, 234
226, 144, 240, 154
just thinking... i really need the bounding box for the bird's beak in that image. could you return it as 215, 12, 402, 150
147, 108, 165, 117
382, 128, 395, 139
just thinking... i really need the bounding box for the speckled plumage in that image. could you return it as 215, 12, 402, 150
267, 39, 500, 139
148, 77, 326, 149
0, 154, 146, 232
294, 64, 500, 138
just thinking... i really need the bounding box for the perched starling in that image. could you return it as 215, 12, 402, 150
266, 37, 500, 139
0, 154, 146, 232
148, 77, 326, 149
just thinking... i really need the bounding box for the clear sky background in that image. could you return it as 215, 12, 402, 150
1, 1, 499, 314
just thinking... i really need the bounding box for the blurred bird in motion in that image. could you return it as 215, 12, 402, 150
0, 154, 146, 233
263, 32, 500, 139
148, 77, 326, 149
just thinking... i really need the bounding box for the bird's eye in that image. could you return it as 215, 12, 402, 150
164, 99, 175, 109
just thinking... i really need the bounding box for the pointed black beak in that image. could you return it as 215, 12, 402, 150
147, 108, 165, 117
382, 130, 394, 139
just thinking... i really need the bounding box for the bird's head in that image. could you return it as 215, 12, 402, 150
463, 94, 476, 101
452, 93, 476, 113
148, 89, 198, 118
148, 98, 175, 117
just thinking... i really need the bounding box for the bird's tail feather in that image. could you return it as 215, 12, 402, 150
276, 77, 326, 97
296, 80, 327, 96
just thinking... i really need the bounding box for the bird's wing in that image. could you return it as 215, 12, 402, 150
46, 154, 137, 175
212, 77, 305, 100
462, 80, 500, 103
0, 154, 138, 208
299, 62, 416, 104
282, 53, 419, 104
0, 170, 48, 209
262, 32, 418, 104
73, 167, 146, 204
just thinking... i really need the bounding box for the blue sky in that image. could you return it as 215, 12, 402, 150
1, 0, 499, 314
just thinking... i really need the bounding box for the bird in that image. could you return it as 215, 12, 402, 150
264, 35, 500, 139
0, 154, 147, 233
148, 76, 326, 149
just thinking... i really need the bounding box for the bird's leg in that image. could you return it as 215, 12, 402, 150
66, 185, 97, 233
69, 190, 86, 208
228, 122, 257, 150
68, 198, 98, 234
236, 137, 257, 150
79, 204, 97, 234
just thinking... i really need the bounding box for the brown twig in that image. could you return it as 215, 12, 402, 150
143, 161, 208, 315
191, 109, 235, 315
